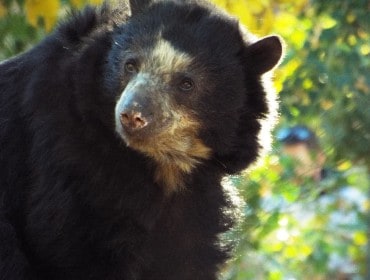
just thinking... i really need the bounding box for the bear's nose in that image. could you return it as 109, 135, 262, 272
120, 111, 148, 130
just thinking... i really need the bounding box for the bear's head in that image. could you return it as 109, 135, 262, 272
104, 0, 283, 192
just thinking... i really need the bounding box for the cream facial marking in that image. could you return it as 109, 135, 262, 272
143, 38, 193, 75
128, 109, 212, 194
115, 38, 209, 193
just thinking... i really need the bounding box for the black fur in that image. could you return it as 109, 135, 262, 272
0, 0, 283, 279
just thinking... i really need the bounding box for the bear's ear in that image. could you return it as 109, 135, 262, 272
129, 0, 152, 15
244, 35, 284, 75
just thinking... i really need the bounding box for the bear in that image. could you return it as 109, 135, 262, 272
0, 0, 283, 279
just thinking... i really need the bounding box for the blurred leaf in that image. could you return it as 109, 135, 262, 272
268, 271, 282, 280
25, 0, 60, 31
0, 2, 6, 17
354, 231, 367, 246
257, 211, 280, 239
320, 14, 337, 29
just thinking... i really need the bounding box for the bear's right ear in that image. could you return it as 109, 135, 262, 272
129, 0, 152, 15
244, 35, 284, 75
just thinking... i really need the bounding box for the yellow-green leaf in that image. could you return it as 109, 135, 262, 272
25, 0, 60, 31
0, 2, 6, 17
321, 15, 337, 29
353, 231, 367, 246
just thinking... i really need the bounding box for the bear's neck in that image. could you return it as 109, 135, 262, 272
150, 143, 212, 194
128, 137, 212, 194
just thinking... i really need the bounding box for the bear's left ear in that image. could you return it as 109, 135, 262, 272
129, 0, 152, 16
244, 35, 284, 75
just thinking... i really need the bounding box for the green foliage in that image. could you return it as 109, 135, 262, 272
0, 2, 44, 60
280, 0, 370, 165
226, 152, 368, 280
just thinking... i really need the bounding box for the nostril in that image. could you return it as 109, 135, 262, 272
134, 116, 146, 127
120, 113, 131, 127
120, 111, 148, 130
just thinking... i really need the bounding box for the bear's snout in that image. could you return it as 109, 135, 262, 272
120, 110, 149, 130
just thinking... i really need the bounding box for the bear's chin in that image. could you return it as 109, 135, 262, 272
116, 120, 212, 192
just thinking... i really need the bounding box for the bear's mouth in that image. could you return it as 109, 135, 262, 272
118, 116, 172, 145
116, 110, 212, 193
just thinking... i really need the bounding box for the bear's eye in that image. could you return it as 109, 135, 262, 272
179, 78, 194, 92
124, 60, 138, 73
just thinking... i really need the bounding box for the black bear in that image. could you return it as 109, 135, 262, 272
0, 0, 283, 279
